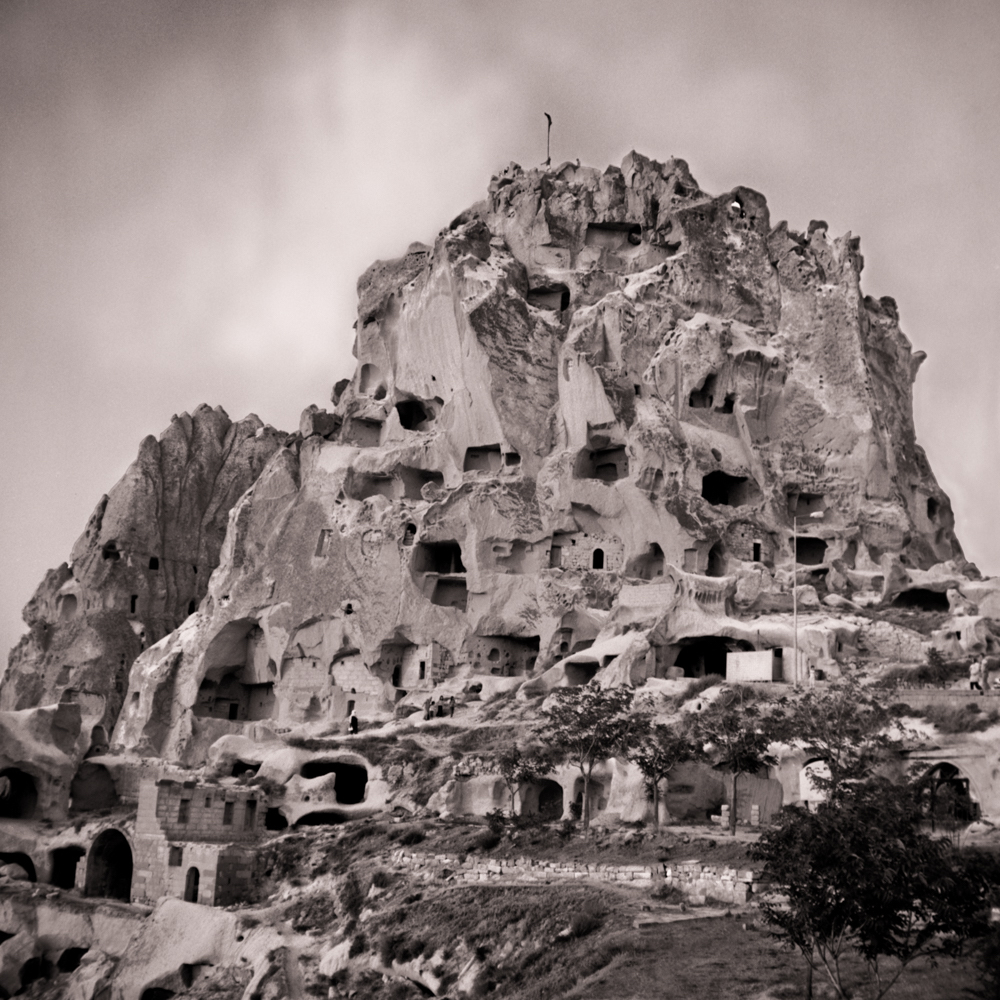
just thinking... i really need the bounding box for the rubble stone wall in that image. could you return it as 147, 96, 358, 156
389, 848, 758, 905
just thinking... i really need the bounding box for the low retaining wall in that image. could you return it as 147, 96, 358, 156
388, 850, 758, 905
886, 688, 1000, 711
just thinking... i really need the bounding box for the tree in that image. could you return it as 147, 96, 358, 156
689, 685, 782, 834
751, 777, 991, 1000
541, 683, 637, 830
490, 743, 553, 817
626, 717, 695, 830
779, 679, 904, 797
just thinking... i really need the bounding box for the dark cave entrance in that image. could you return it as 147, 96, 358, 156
0, 768, 38, 819
299, 761, 368, 804
50, 846, 86, 889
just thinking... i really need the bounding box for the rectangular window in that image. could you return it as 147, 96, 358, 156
244, 800, 257, 830
178, 799, 190, 824
168, 845, 183, 866
223, 801, 234, 825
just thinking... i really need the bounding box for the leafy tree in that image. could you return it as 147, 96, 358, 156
541, 683, 637, 830
779, 679, 904, 796
690, 685, 781, 834
489, 743, 554, 816
626, 716, 695, 829
751, 777, 991, 1000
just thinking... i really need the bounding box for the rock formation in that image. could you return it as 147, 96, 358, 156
2, 405, 284, 738
104, 151, 976, 765
4, 152, 1000, 999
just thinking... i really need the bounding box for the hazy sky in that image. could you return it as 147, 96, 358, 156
2, 0, 999, 659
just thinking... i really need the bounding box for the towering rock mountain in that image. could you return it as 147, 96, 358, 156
99, 152, 969, 765
2, 406, 285, 737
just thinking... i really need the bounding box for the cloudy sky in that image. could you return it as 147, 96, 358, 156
2, 0, 998, 658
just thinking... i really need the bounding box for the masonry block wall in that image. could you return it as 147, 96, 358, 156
132, 778, 265, 907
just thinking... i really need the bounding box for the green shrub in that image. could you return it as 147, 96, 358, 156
473, 830, 501, 851
569, 909, 603, 937
485, 809, 506, 835
339, 869, 366, 919
922, 703, 1000, 734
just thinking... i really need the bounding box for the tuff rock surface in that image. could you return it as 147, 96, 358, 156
98, 151, 973, 764
4, 151, 1000, 1000
2, 405, 284, 736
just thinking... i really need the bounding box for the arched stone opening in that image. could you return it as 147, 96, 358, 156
706, 541, 727, 577
0, 852, 36, 881
892, 588, 950, 612
50, 846, 86, 889
0, 768, 38, 819
299, 761, 368, 804
70, 762, 118, 812
522, 779, 564, 820
184, 867, 200, 903
917, 762, 981, 829
84, 829, 133, 901
564, 660, 601, 686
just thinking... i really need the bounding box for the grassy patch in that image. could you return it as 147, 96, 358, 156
920, 702, 1000, 733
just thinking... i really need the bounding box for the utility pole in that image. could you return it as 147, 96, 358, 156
544, 113, 552, 166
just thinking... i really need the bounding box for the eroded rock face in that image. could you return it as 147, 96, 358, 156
2, 405, 284, 734
108, 153, 969, 763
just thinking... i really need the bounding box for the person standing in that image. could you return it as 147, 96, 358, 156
970, 658, 984, 693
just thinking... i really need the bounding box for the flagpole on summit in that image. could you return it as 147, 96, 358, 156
544, 113, 552, 166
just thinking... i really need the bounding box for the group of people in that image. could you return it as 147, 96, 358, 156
423, 696, 456, 720
968, 656, 1000, 692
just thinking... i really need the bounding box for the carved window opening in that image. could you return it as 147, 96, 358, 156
689, 374, 716, 409
527, 284, 570, 311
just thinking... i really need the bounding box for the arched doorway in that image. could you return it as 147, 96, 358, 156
0, 851, 36, 881
918, 763, 980, 830
85, 829, 133, 901
184, 867, 200, 903
0, 767, 38, 819
537, 780, 564, 820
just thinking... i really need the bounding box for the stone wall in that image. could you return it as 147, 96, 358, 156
388, 849, 757, 906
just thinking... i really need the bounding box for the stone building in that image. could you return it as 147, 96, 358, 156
131, 778, 264, 906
